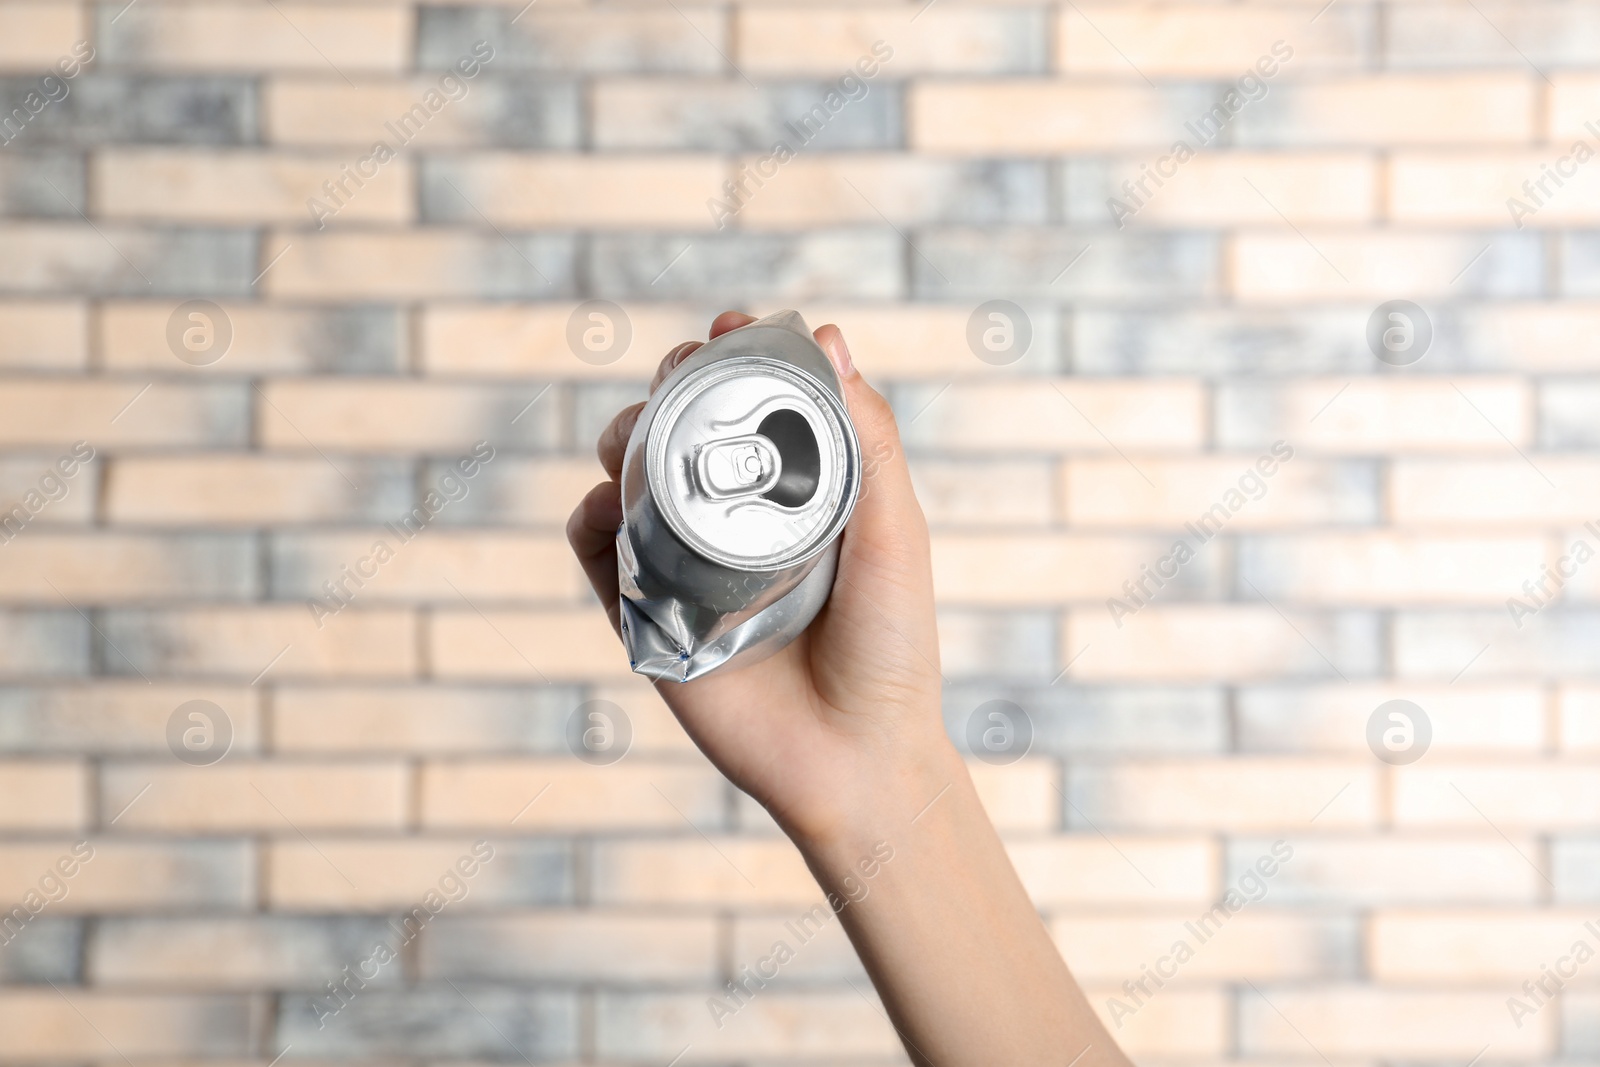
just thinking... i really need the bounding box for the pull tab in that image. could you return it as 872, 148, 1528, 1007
695, 434, 783, 500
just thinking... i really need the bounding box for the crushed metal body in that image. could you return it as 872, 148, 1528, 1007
616, 310, 861, 682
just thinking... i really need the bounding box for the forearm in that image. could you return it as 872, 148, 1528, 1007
793, 736, 1132, 1067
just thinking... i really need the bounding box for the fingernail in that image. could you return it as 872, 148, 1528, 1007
671, 342, 700, 366
826, 333, 854, 378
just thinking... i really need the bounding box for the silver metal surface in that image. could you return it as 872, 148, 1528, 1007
616, 310, 860, 682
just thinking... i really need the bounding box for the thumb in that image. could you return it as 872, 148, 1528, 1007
813, 324, 931, 586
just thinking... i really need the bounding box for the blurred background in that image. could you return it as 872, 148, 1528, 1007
1, 0, 1597, 1063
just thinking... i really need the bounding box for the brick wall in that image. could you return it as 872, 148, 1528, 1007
0, 0, 1595, 1062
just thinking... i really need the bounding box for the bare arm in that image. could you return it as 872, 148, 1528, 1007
568, 312, 1132, 1066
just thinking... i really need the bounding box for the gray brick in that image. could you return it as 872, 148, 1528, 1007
418, 8, 724, 73
1563, 233, 1600, 298
1539, 378, 1600, 448
937, 608, 1057, 681
944, 684, 1227, 756
0, 610, 88, 678
0, 153, 83, 218
0, 226, 257, 297
911, 229, 1220, 302
273, 684, 579, 753
589, 230, 901, 301
0, 455, 98, 524
1398, 608, 1600, 679
0, 683, 260, 755
0, 917, 80, 982
595, 79, 903, 151
291, 307, 405, 375
418, 912, 718, 982
275, 986, 579, 1057
1565, 989, 1600, 1058
1553, 837, 1600, 902
0, 533, 257, 603
1388, 3, 1600, 68
0, 76, 256, 146
473, 77, 582, 149
1071, 307, 1378, 376
91, 917, 398, 988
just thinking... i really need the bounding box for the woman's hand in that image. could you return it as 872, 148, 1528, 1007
567, 311, 1131, 1067
566, 311, 958, 846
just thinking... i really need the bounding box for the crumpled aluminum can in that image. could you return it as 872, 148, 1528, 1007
616, 310, 862, 682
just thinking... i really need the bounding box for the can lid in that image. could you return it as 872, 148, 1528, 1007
647, 355, 859, 571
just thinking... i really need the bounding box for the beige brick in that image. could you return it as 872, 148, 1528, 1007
0, 3, 83, 69
91, 916, 402, 988
0, 533, 253, 602
0, 760, 84, 829
1264, 836, 1544, 904
0, 379, 244, 448
912, 83, 1203, 153
1091, 152, 1375, 226
1239, 985, 1551, 1058
910, 459, 1055, 528
275, 532, 583, 602
98, 302, 402, 374
1391, 458, 1600, 525
273, 685, 553, 753
931, 533, 1209, 605
1061, 6, 1368, 75
1066, 606, 1371, 683
266, 838, 564, 910
107, 3, 408, 71
424, 912, 718, 983
904, 379, 1205, 453
0, 840, 253, 911
1371, 910, 1600, 982
1070, 759, 1378, 830
1085, 987, 1227, 1057
100, 762, 408, 831
0, 991, 252, 1058
1055, 911, 1358, 983
1246, 74, 1536, 145
1548, 74, 1600, 140
94, 150, 413, 225
107, 456, 408, 525
1562, 685, 1600, 752
1238, 683, 1546, 754
431, 155, 724, 227
102, 606, 416, 680
809, 302, 1055, 378
739, 8, 1034, 74
0, 683, 262, 755
420, 303, 702, 379
736, 155, 1040, 229
597, 991, 902, 1060
1064, 456, 1373, 528
1392, 150, 1600, 226
430, 607, 627, 681
0, 302, 85, 370
259, 230, 568, 301
420, 759, 726, 830
592, 838, 822, 907
266, 77, 525, 147
1393, 761, 1600, 829
1008, 836, 1217, 907
1242, 533, 1546, 604
426, 457, 601, 526
1222, 378, 1532, 453
1232, 232, 1536, 301
731, 909, 862, 981
256, 380, 544, 452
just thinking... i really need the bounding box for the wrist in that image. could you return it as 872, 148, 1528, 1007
785, 728, 969, 870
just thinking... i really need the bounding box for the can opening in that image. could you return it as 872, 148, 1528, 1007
757, 409, 820, 508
